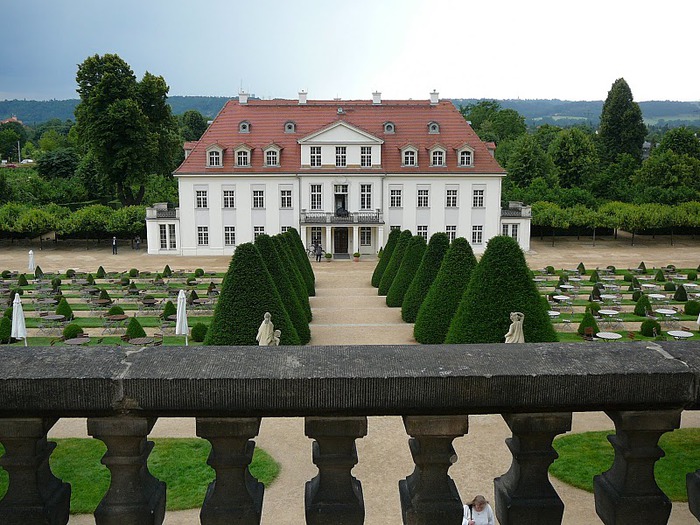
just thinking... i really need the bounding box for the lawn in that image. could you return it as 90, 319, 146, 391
550, 428, 700, 501
0, 438, 280, 514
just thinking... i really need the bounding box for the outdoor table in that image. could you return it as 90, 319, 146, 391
598, 309, 621, 328
43, 314, 65, 322
167, 314, 178, 322
103, 314, 128, 334
558, 284, 574, 291
37, 298, 58, 306
637, 275, 653, 281
64, 337, 91, 346
667, 330, 694, 340
142, 299, 157, 306
552, 295, 571, 302
648, 293, 666, 301
84, 287, 101, 295
641, 283, 658, 289
683, 283, 698, 290
93, 299, 111, 306
655, 308, 679, 328
568, 277, 582, 283
40, 314, 65, 335
75, 279, 89, 285
599, 294, 618, 303
128, 337, 154, 346
547, 310, 560, 318
601, 276, 616, 282
596, 331, 622, 341
564, 268, 579, 274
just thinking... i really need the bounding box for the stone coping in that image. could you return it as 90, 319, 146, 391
0, 343, 698, 417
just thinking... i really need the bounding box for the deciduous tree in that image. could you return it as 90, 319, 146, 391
597, 78, 646, 165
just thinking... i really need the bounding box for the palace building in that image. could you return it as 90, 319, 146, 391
145, 91, 530, 256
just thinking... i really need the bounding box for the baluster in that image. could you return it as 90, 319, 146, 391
687, 469, 700, 520
0, 418, 70, 525
594, 410, 681, 525
494, 412, 572, 525
305, 416, 367, 525
87, 417, 165, 525
399, 415, 468, 525
196, 417, 264, 525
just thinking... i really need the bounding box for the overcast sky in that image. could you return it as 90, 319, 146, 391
2, 0, 698, 102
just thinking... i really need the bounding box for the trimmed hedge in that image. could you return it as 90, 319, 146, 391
162, 265, 172, 278
255, 234, 310, 344
401, 232, 450, 323
589, 270, 599, 283
194, 268, 204, 278
386, 235, 426, 307
204, 243, 300, 346
655, 269, 665, 282
0, 317, 11, 344
640, 319, 661, 337
378, 230, 412, 296
129, 268, 139, 278
674, 285, 688, 302
688, 271, 698, 281
191, 322, 208, 342
125, 317, 147, 339
17, 274, 28, 286
96, 266, 106, 279
371, 229, 400, 288
577, 262, 586, 275
55, 298, 74, 321
107, 305, 125, 316
283, 230, 315, 297
446, 236, 558, 344
161, 300, 176, 320
634, 294, 652, 317
274, 235, 312, 322
34, 265, 43, 279
664, 282, 676, 292
99, 289, 111, 301
577, 311, 600, 336
685, 301, 700, 316
413, 238, 477, 344
638, 261, 647, 273
586, 302, 601, 316
62, 323, 84, 340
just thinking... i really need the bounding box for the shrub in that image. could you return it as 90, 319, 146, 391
162, 265, 172, 278
413, 238, 477, 344
688, 271, 698, 281
125, 317, 147, 339
663, 282, 676, 292
402, 232, 450, 323
623, 273, 633, 282
377, 246, 383, 259
51, 277, 62, 289
685, 300, 700, 316
87, 273, 95, 285
273, 235, 312, 322
34, 265, 43, 279
655, 269, 665, 282
673, 285, 688, 302
324, 253, 332, 260
204, 243, 300, 346
62, 323, 84, 340
371, 229, 401, 288
161, 300, 176, 319
98, 289, 111, 301
255, 234, 310, 344
545, 266, 555, 275
378, 230, 412, 296
640, 319, 661, 337
66, 269, 76, 278
194, 268, 204, 278
96, 266, 106, 278
577, 311, 599, 336
1, 270, 10, 279
0, 317, 12, 344
119, 276, 130, 286
588, 287, 602, 302
638, 261, 647, 273
284, 228, 315, 296
585, 302, 601, 316
187, 290, 198, 304
577, 262, 586, 275
186, 277, 197, 285
606, 265, 616, 273
3, 307, 11, 319
634, 294, 652, 317
17, 274, 28, 286
129, 268, 139, 278
143, 294, 155, 301
55, 297, 74, 321
107, 305, 125, 316
446, 236, 558, 344
589, 270, 599, 283
386, 235, 426, 307
129, 281, 138, 291
191, 322, 208, 342
632, 290, 642, 302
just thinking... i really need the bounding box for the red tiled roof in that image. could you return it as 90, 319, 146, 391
175, 99, 505, 175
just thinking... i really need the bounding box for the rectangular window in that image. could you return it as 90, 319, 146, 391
310, 146, 321, 167
335, 146, 346, 167
417, 189, 429, 208
446, 189, 458, 207
503, 224, 519, 241
417, 225, 428, 241
266, 150, 278, 166
254, 226, 265, 239
460, 150, 473, 166
196, 190, 208, 208
197, 226, 209, 246
224, 226, 236, 246
236, 150, 249, 166
159, 224, 167, 249
472, 225, 483, 245
432, 150, 444, 166
280, 189, 292, 209
390, 188, 402, 208
390, 225, 401, 231
360, 146, 372, 167
360, 184, 372, 210
360, 227, 371, 246
168, 224, 176, 249
311, 227, 322, 245
208, 150, 220, 167
310, 184, 322, 210
403, 150, 416, 166
473, 189, 484, 208
223, 190, 235, 208
253, 190, 265, 209
281, 226, 291, 233
446, 225, 456, 242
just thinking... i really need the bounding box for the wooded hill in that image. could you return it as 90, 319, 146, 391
2, 96, 699, 127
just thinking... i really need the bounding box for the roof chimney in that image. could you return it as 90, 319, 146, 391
430, 90, 439, 105
238, 91, 249, 104
372, 91, 382, 105
298, 90, 307, 105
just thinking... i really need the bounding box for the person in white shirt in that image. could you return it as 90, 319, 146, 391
462, 494, 495, 525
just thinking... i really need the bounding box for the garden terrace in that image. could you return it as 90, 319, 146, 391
1, 342, 700, 524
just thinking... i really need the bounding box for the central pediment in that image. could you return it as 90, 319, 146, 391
298, 121, 384, 145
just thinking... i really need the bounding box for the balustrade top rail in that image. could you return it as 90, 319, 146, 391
300, 210, 383, 224
0, 342, 698, 417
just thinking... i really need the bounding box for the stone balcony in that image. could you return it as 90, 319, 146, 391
1, 342, 699, 524
300, 209, 383, 224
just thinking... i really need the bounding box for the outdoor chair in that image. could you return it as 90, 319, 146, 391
582, 327, 595, 341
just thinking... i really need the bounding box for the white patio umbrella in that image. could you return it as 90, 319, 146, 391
175, 289, 189, 346
11, 293, 27, 346
28, 250, 35, 272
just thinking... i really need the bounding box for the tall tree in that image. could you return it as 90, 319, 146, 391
597, 78, 647, 165
548, 128, 598, 188
75, 54, 180, 205
180, 110, 209, 141
506, 134, 555, 187
656, 126, 700, 160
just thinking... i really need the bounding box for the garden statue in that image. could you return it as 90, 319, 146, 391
272, 329, 281, 346
504, 312, 525, 343
256, 312, 275, 346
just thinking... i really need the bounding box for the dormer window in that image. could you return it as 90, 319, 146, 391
430, 147, 446, 167
428, 121, 440, 134
233, 144, 251, 167
264, 144, 281, 167
284, 121, 296, 133
402, 147, 418, 167
206, 145, 223, 167
457, 145, 474, 167
384, 122, 395, 134
239, 121, 250, 133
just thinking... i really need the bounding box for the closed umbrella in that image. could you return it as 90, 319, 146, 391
11, 293, 27, 346
28, 250, 35, 272
175, 289, 189, 346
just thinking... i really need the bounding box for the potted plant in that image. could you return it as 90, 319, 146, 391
324, 253, 333, 262
353, 252, 361, 262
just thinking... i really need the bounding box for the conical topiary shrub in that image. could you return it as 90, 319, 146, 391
0, 316, 12, 344
256, 234, 311, 344
655, 269, 665, 282
55, 297, 74, 321
34, 265, 43, 279
446, 236, 558, 344
286, 228, 315, 296
17, 274, 28, 286
402, 232, 450, 323
577, 311, 599, 336
62, 323, 84, 340
386, 235, 426, 307
634, 294, 652, 317
125, 317, 147, 339
640, 319, 661, 337
96, 266, 106, 279
413, 238, 477, 344
163, 265, 172, 277
589, 270, 599, 283
274, 235, 312, 322
378, 230, 412, 296
638, 261, 647, 274
371, 229, 401, 288
108, 305, 125, 316
284, 231, 315, 297
204, 243, 300, 346
99, 289, 111, 301
674, 285, 688, 302
577, 262, 586, 275
161, 300, 176, 319
87, 273, 95, 285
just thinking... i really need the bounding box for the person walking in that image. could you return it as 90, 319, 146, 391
112, 236, 118, 255
314, 242, 323, 262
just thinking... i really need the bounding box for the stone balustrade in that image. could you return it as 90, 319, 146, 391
0, 341, 699, 524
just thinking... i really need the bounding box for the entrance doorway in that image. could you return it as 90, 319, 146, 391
334, 228, 348, 254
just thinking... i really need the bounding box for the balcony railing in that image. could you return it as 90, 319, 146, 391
1, 342, 699, 524
300, 209, 383, 224
146, 207, 179, 220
